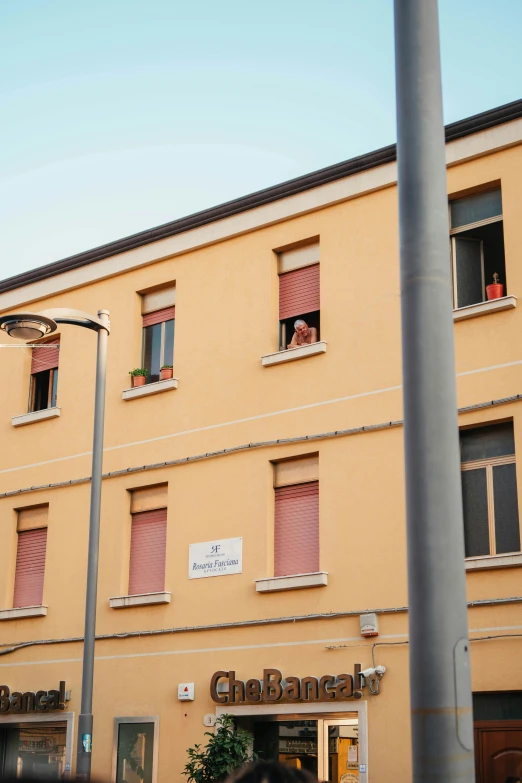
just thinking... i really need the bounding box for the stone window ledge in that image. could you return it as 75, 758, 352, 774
261, 341, 327, 367
0, 605, 48, 620
465, 552, 522, 571
453, 295, 516, 322
109, 592, 171, 608
122, 378, 178, 401
255, 572, 328, 593
12, 407, 61, 427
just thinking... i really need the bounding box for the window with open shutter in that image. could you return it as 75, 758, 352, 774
273, 455, 319, 577
277, 243, 320, 351
29, 339, 59, 412
141, 287, 175, 383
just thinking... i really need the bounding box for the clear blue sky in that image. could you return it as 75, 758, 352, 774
0, 0, 520, 280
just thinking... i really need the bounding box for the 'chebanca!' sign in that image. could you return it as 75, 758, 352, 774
189, 537, 242, 579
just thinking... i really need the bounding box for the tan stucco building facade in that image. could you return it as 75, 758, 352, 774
1, 100, 522, 783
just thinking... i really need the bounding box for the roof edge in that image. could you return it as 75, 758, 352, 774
2, 98, 522, 295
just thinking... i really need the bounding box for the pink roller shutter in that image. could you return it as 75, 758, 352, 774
142, 307, 175, 328
274, 482, 319, 577
128, 508, 167, 595
13, 528, 48, 608
279, 264, 320, 320
31, 340, 59, 374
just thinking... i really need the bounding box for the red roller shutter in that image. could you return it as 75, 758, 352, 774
31, 340, 59, 375
142, 307, 175, 328
128, 508, 167, 595
13, 528, 48, 608
279, 264, 320, 320
274, 481, 319, 577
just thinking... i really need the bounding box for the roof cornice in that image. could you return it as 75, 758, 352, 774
1, 98, 522, 295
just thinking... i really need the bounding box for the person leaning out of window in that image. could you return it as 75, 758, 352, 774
287, 319, 318, 349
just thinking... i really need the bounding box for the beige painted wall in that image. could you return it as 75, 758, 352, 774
0, 137, 521, 782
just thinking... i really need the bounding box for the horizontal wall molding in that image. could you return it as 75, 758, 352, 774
1, 103, 522, 309
0, 595, 521, 659
2, 391, 522, 499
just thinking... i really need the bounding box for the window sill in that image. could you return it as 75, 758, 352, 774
465, 552, 522, 571
122, 378, 178, 400
255, 572, 328, 593
109, 592, 171, 608
12, 407, 61, 427
0, 605, 47, 620
261, 341, 327, 367
453, 295, 517, 322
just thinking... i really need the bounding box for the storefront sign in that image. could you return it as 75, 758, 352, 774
0, 681, 67, 714
189, 537, 242, 579
210, 666, 364, 704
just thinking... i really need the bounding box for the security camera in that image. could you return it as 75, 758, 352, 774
359, 665, 387, 694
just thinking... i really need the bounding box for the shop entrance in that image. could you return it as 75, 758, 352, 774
0, 722, 67, 779
236, 714, 359, 783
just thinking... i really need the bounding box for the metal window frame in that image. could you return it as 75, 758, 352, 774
141, 321, 174, 372
450, 235, 485, 310
28, 367, 58, 413
112, 716, 159, 783
461, 454, 516, 556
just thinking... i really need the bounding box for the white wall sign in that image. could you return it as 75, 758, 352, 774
189, 537, 242, 579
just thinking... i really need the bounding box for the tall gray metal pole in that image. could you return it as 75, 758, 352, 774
76, 310, 110, 782
393, 2, 475, 780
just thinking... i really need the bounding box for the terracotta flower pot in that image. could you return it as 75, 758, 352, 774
486, 283, 504, 300
160, 368, 173, 380
132, 375, 146, 387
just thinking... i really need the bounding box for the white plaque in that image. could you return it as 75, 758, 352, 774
189, 537, 242, 579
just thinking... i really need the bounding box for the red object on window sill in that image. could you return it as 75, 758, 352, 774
160, 368, 173, 380
486, 283, 504, 300
132, 375, 146, 387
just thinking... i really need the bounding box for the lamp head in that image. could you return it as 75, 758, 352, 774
0, 313, 58, 341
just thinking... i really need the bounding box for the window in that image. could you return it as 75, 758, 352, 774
13, 505, 48, 608
273, 454, 319, 576
277, 243, 320, 350
128, 485, 167, 595
114, 718, 158, 783
141, 287, 175, 383
450, 188, 506, 309
460, 423, 520, 558
29, 340, 59, 412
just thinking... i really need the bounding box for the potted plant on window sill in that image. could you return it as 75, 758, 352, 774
486, 272, 504, 301
160, 364, 173, 381
129, 368, 148, 387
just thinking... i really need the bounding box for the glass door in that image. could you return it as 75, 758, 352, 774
322, 719, 359, 783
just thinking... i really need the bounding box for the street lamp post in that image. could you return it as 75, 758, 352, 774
393, 2, 475, 781
0, 307, 110, 782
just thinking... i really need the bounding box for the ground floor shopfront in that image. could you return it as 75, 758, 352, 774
0, 610, 520, 782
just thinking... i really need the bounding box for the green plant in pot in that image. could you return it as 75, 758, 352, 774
129, 368, 148, 387
183, 714, 255, 783
160, 364, 173, 381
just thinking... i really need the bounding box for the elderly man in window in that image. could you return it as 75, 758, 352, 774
287, 319, 318, 349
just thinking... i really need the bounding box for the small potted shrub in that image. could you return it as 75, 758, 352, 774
160, 364, 173, 381
129, 368, 148, 387
184, 714, 255, 783
486, 272, 504, 300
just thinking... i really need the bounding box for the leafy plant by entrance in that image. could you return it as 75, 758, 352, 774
183, 714, 255, 783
